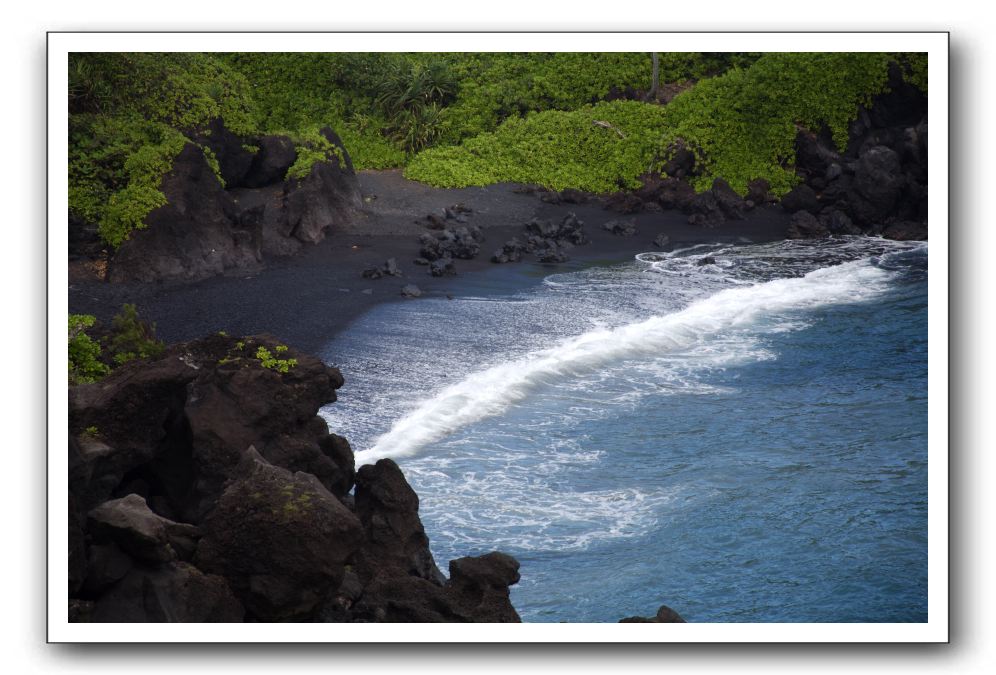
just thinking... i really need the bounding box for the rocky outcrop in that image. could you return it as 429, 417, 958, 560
619, 604, 686, 623
109, 143, 262, 284
784, 64, 928, 239
68, 334, 521, 623
284, 129, 363, 245
104, 122, 362, 284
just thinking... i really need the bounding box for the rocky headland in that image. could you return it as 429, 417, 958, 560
69, 334, 523, 622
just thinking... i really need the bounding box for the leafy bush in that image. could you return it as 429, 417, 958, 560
655, 52, 898, 195
107, 304, 165, 365
407, 53, 924, 196
436, 52, 754, 144
69, 53, 258, 247
405, 100, 669, 192
68, 314, 110, 385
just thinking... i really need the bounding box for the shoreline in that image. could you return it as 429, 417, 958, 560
68, 170, 793, 354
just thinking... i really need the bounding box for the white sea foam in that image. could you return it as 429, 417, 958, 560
355, 256, 898, 465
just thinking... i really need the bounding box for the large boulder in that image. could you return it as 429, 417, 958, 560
780, 184, 821, 215
350, 552, 521, 623
108, 125, 363, 283
710, 178, 746, 220
183, 340, 345, 514
882, 220, 928, 241
446, 552, 521, 623
284, 128, 363, 244
110, 143, 262, 283
850, 145, 906, 226
194, 449, 363, 620
69, 353, 199, 511
353, 459, 444, 585
87, 494, 199, 564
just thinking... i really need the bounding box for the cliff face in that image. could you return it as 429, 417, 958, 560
68, 333, 520, 623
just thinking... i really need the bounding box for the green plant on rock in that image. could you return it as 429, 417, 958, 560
255, 346, 297, 373
284, 125, 349, 180
108, 303, 165, 365
68, 314, 110, 385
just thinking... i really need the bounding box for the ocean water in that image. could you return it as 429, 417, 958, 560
319, 237, 928, 623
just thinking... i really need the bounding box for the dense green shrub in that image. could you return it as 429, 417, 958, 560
405, 100, 669, 192
435, 52, 756, 145
68, 53, 258, 247
217, 52, 405, 169
655, 52, 897, 195
283, 125, 348, 180
68, 314, 110, 385
408, 52, 924, 196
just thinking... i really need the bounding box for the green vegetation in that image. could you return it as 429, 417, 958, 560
69, 53, 257, 247
68, 314, 110, 385
655, 52, 898, 195
406, 100, 669, 192
407, 52, 925, 196
284, 125, 347, 181
69, 51, 926, 245
67, 305, 164, 385
255, 346, 297, 373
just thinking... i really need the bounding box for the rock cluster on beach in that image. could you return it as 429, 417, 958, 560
416, 223, 486, 276
491, 212, 589, 264
68, 334, 522, 622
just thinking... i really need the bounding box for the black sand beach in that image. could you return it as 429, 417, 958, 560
68, 170, 792, 354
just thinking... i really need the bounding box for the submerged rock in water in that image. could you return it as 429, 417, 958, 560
619, 604, 687, 623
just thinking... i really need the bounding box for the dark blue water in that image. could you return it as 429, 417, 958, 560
320, 237, 928, 623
